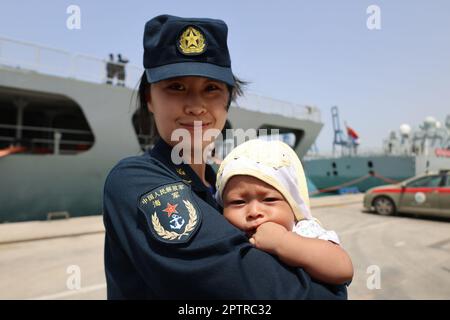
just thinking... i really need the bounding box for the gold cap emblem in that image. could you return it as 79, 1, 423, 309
178, 26, 206, 55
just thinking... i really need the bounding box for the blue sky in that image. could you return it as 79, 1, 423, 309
1, 0, 449, 153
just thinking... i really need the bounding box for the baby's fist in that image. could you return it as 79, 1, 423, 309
250, 222, 288, 254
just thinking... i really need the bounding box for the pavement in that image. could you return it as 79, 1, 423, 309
0, 215, 105, 245
0, 194, 363, 245
2, 193, 449, 300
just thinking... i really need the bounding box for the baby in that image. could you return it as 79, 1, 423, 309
215, 139, 353, 285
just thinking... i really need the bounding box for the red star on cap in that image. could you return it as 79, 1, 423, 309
162, 202, 178, 217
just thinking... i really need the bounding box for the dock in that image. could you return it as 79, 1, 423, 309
1, 194, 449, 300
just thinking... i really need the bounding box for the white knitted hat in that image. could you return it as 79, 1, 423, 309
215, 139, 312, 221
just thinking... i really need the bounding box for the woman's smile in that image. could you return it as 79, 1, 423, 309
178, 121, 212, 130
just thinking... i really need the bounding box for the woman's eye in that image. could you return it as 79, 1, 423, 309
167, 83, 185, 91
205, 84, 221, 92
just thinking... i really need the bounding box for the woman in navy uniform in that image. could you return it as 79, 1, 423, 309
103, 14, 347, 299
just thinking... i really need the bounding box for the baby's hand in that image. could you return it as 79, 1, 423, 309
249, 222, 289, 255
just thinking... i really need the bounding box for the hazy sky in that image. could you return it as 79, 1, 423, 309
1, 0, 449, 153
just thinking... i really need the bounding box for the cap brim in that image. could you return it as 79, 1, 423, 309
145, 62, 234, 86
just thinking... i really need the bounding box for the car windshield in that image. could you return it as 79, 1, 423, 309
445, 174, 450, 187
406, 175, 442, 188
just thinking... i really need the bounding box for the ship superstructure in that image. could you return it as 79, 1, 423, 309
0, 36, 323, 222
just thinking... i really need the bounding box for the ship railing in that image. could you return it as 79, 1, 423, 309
0, 123, 93, 155
304, 148, 390, 159
234, 93, 321, 122
0, 36, 321, 122
0, 36, 142, 89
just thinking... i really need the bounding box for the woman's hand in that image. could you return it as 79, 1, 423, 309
249, 222, 289, 255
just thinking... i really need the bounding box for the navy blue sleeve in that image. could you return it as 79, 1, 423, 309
103, 157, 347, 299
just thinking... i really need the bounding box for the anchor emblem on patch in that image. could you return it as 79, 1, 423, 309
139, 182, 202, 244
162, 202, 186, 230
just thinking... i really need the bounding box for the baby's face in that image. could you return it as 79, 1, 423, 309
222, 175, 295, 236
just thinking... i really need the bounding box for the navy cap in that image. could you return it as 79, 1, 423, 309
143, 15, 235, 86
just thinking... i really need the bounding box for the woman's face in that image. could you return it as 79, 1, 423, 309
222, 175, 296, 237
147, 76, 229, 151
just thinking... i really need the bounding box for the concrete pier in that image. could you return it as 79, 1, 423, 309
1, 194, 449, 300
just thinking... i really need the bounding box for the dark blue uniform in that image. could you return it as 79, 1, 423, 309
103, 139, 347, 299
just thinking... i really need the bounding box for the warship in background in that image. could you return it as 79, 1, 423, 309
0, 36, 322, 222
304, 106, 450, 194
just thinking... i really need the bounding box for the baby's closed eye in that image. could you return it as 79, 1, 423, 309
229, 199, 246, 205
264, 197, 280, 202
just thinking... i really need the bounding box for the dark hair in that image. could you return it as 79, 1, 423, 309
135, 72, 246, 145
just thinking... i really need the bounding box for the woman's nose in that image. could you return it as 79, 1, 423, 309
184, 93, 206, 116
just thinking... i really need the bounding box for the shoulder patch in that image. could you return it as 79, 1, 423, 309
139, 182, 202, 244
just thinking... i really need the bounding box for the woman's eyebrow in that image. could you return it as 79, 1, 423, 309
206, 81, 226, 87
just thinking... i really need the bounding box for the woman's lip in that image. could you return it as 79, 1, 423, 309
179, 123, 211, 128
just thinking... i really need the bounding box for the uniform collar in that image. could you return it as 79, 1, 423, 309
149, 139, 217, 195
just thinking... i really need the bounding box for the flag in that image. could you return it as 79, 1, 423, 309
346, 126, 359, 140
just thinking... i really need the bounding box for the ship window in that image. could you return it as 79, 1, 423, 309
368, 161, 373, 168
256, 125, 304, 149
332, 162, 337, 169
132, 109, 152, 151
0, 86, 94, 155
333, 170, 338, 176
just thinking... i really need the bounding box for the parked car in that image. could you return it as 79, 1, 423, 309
364, 170, 450, 217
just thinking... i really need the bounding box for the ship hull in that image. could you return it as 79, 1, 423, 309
304, 154, 450, 193
0, 67, 323, 222
304, 156, 415, 193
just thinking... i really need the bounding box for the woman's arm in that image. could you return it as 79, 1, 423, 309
103, 157, 348, 299
250, 222, 354, 285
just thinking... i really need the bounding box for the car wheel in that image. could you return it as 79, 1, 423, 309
373, 197, 396, 216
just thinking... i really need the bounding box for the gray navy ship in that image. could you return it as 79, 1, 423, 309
0, 36, 322, 222
304, 106, 450, 194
